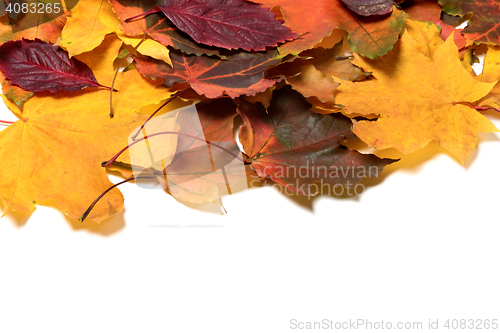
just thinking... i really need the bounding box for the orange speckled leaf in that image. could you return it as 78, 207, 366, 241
254, 0, 408, 58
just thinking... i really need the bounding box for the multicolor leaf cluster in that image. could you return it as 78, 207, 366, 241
0, 0, 498, 223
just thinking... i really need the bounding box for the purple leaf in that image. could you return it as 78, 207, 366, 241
129, 0, 298, 51
340, 0, 394, 16
0, 39, 111, 93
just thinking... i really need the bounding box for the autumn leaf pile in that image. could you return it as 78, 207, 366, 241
0, 0, 499, 223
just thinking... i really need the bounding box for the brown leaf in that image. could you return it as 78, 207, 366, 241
237, 85, 397, 195
340, 0, 394, 16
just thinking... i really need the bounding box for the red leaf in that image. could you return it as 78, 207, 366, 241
237, 85, 397, 195
109, 0, 224, 57
133, 48, 281, 98
125, 0, 297, 51
158, 0, 297, 51
340, 0, 394, 16
439, 0, 500, 45
0, 39, 109, 93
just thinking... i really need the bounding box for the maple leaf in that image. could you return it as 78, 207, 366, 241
0, 39, 112, 93
109, 0, 223, 57
254, 0, 408, 58
439, 0, 500, 45
237, 85, 397, 195
476, 46, 500, 110
56, 0, 120, 57
404, 19, 444, 58
335, 30, 498, 163
133, 48, 282, 99
0, 35, 173, 221
402, 0, 466, 47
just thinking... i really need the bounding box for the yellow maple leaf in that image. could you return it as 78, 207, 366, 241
477, 46, 500, 110
335, 30, 498, 163
0, 35, 174, 222
404, 19, 444, 58
56, 0, 120, 57
117, 33, 172, 66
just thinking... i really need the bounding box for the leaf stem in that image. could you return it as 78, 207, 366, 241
0, 120, 15, 125
468, 105, 500, 112
79, 175, 156, 222
124, 8, 161, 22
131, 84, 190, 141
109, 33, 148, 118
101, 131, 245, 167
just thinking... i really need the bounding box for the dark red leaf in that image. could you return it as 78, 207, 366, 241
109, 0, 224, 57
0, 38, 110, 93
237, 85, 397, 195
133, 48, 281, 98
128, 0, 297, 51
340, 0, 394, 16
439, 0, 500, 45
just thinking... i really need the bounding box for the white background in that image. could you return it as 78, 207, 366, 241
1, 74, 500, 332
